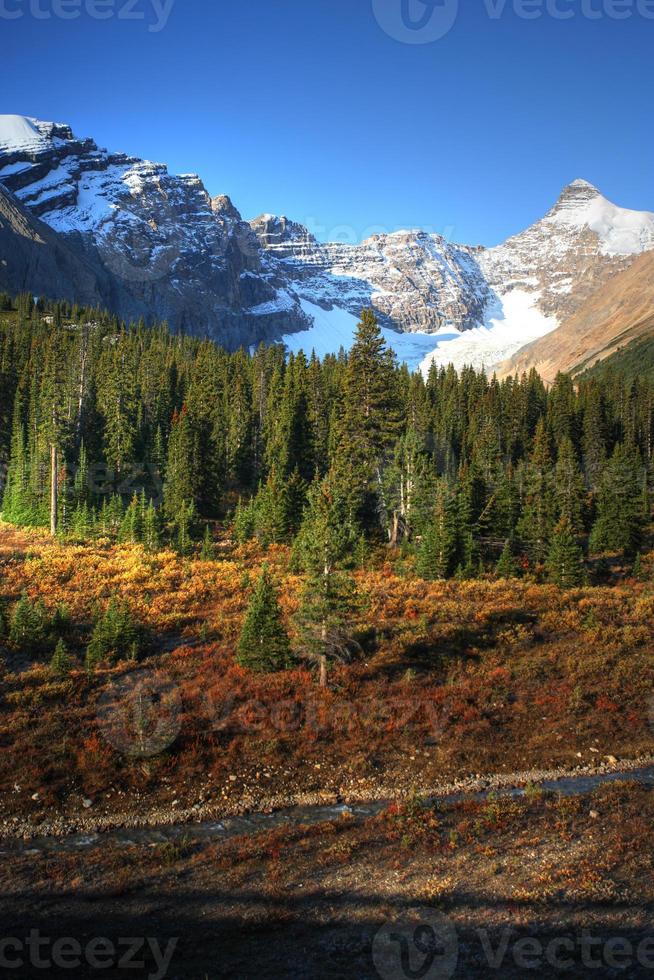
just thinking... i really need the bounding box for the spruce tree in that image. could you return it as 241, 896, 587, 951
554, 436, 586, 532
200, 524, 215, 560
546, 516, 585, 588
142, 500, 161, 552
163, 405, 200, 522
86, 598, 141, 668
517, 419, 555, 568
496, 538, 519, 579
331, 309, 401, 531
9, 595, 48, 653
236, 566, 291, 673
589, 443, 644, 556
118, 494, 143, 544
50, 638, 72, 676
416, 482, 457, 580
293, 478, 357, 686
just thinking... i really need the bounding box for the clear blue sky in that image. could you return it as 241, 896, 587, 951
1, 0, 652, 245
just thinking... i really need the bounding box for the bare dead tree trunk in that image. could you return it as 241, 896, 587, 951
319, 609, 328, 688
50, 443, 58, 537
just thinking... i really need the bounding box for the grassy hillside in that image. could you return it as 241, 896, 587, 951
1, 523, 653, 834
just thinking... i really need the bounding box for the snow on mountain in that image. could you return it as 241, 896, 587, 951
284, 298, 447, 371
0, 115, 61, 155
419, 290, 559, 375
546, 178, 654, 256
251, 214, 493, 335
1, 113, 653, 371
255, 180, 654, 373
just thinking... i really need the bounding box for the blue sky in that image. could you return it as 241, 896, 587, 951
1, 0, 652, 245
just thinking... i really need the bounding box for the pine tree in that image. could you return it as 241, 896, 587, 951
589, 443, 644, 556
142, 500, 161, 552
118, 493, 143, 544
174, 500, 196, 555
50, 638, 72, 676
236, 566, 291, 673
546, 516, 585, 588
331, 309, 401, 531
496, 538, 519, 579
554, 436, 586, 532
163, 405, 200, 522
516, 419, 555, 568
2, 391, 30, 524
416, 482, 457, 580
9, 594, 49, 653
252, 466, 291, 545
293, 478, 357, 686
200, 524, 215, 560
233, 497, 257, 543
85, 598, 141, 669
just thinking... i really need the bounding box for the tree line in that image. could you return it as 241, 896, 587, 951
0, 293, 652, 594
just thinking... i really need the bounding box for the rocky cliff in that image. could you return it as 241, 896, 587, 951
0, 115, 309, 347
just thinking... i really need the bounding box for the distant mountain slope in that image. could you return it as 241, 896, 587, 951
580, 329, 654, 383
253, 181, 654, 373
494, 250, 654, 382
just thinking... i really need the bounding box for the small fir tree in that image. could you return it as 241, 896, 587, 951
50, 638, 72, 676
546, 516, 585, 589
236, 566, 291, 673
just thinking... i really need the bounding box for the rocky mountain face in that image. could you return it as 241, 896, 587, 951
1, 115, 654, 369
0, 181, 103, 305
0, 115, 309, 347
252, 179, 654, 372
250, 214, 493, 333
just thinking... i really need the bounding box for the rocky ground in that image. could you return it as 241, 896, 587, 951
0, 779, 652, 978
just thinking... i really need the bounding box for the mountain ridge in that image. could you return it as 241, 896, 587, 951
1, 114, 653, 369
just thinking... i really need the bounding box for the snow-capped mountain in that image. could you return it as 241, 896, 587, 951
252, 179, 654, 373
0, 114, 309, 347
1, 114, 654, 372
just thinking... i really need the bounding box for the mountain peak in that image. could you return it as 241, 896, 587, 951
554, 178, 603, 208
0, 114, 49, 154
568, 178, 600, 192
0, 114, 79, 158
